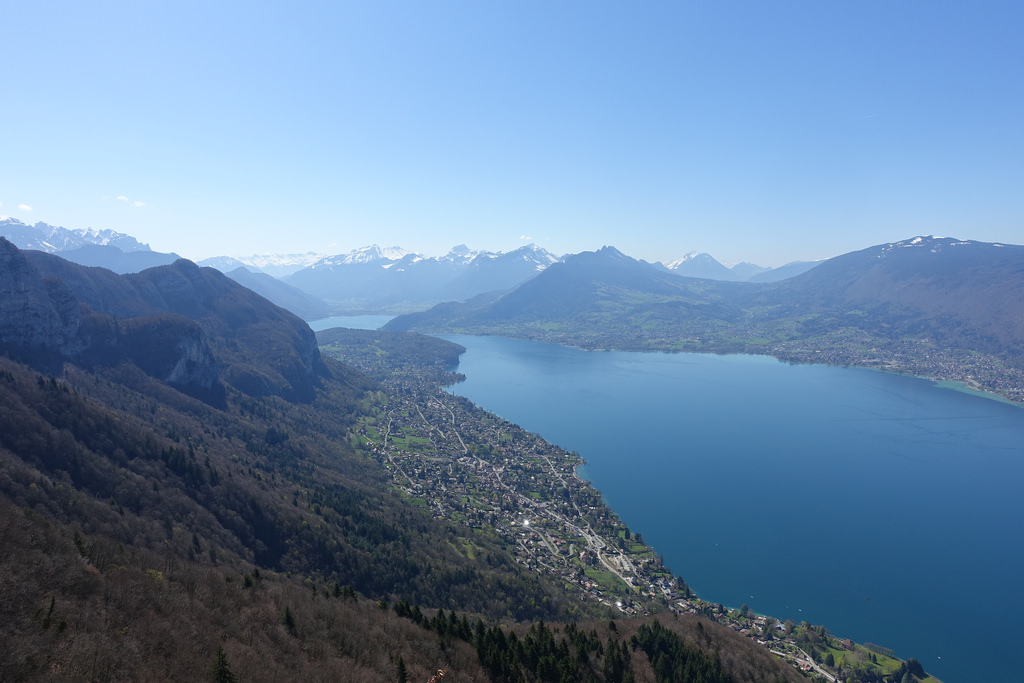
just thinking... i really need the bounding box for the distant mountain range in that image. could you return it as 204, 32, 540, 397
283, 243, 561, 312
662, 251, 763, 280
387, 236, 1024, 402
0, 217, 181, 273
0, 217, 152, 253
3, 217, 827, 319
197, 252, 324, 278
271, 244, 815, 314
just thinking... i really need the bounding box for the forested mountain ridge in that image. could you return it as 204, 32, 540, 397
387, 236, 1024, 403
0, 242, 812, 681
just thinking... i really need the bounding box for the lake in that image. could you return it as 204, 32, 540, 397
308, 314, 395, 331
440, 334, 1024, 683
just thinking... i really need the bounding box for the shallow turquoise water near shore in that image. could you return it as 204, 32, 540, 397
441, 335, 1024, 683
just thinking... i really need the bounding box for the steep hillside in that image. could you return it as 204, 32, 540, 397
0, 350, 596, 680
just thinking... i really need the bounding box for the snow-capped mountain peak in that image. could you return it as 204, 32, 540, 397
285, 243, 562, 308
344, 244, 410, 264
664, 251, 701, 270
508, 243, 560, 269
0, 218, 151, 253
236, 252, 324, 269
443, 244, 485, 264
313, 245, 413, 268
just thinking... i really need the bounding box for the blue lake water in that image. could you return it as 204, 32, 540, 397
309, 314, 394, 331
441, 335, 1024, 683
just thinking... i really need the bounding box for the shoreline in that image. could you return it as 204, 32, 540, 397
929, 378, 1023, 408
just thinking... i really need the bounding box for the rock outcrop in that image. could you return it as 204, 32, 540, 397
0, 238, 79, 357
1, 238, 327, 404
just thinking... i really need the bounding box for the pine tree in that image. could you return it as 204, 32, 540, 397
207, 646, 236, 683
282, 606, 297, 636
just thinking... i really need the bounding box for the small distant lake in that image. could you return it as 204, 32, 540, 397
441, 335, 1024, 683
308, 315, 394, 331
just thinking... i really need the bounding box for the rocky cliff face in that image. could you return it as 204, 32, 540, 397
0, 238, 79, 357
1, 238, 223, 401
165, 330, 220, 387
2, 239, 327, 404
120, 259, 327, 402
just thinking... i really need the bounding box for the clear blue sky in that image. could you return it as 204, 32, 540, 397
2, 1, 1022, 267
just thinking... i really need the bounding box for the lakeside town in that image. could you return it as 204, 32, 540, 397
319, 331, 939, 683
769, 331, 1024, 405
